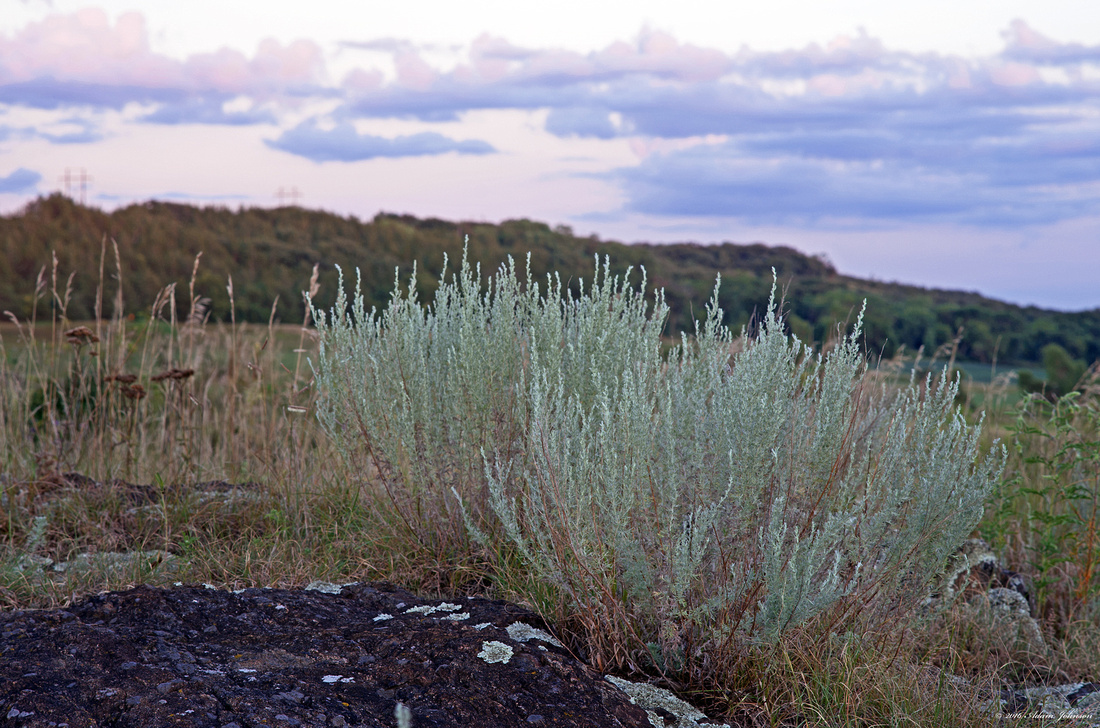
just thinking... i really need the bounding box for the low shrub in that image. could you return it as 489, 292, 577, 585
312, 244, 1006, 685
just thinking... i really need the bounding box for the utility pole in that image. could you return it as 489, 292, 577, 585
276, 186, 303, 206
59, 168, 93, 205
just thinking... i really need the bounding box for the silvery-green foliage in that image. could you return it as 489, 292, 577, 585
479, 258, 672, 596
0, 514, 49, 580
310, 245, 536, 546
310, 244, 666, 549
25, 514, 48, 554
483, 268, 1004, 655
312, 246, 1004, 667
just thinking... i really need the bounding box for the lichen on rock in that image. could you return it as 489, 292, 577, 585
477, 640, 514, 664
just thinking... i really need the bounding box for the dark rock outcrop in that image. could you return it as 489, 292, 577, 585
0, 581, 686, 727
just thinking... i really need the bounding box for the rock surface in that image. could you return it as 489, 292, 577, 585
929, 539, 1100, 724
3, 471, 1098, 727
923, 538, 1048, 656
933, 538, 1034, 613
0, 581, 728, 728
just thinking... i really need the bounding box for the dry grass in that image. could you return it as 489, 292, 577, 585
1, 247, 1097, 727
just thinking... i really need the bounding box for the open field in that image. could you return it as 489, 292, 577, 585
2, 250, 1098, 726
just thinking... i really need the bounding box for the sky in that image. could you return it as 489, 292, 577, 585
1, 1, 1099, 311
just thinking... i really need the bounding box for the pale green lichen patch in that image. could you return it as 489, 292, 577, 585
605, 675, 730, 728
372, 613, 394, 622
304, 580, 357, 594
405, 602, 462, 615
505, 622, 564, 648
478, 641, 514, 664
442, 612, 470, 621
395, 702, 413, 728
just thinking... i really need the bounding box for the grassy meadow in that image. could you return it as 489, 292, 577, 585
1, 246, 1098, 727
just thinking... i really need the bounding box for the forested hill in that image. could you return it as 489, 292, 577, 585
2, 194, 1098, 366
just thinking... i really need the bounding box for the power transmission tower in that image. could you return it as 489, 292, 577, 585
276, 186, 303, 206
59, 168, 93, 205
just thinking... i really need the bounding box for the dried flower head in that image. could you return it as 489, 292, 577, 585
64, 326, 100, 345
151, 367, 195, 383
121, 383, 146, 401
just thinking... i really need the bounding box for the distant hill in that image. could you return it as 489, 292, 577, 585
2, 194, 1098, 366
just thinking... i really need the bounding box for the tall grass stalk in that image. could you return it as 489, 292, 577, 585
0, 247, 317, 486
984, 374, 1100, 642
0, 246, 389, 612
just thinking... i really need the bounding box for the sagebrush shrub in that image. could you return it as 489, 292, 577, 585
311, 244, 1005, 675
311, 251, 536, 553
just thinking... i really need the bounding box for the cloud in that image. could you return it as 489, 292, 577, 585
0, 168, 41, 193
141, 97, 277, 125
156, 191, 246, 200
4, 12, 1099, 230
0, 77, 184, 109
545, 107, 617, 139
611, 136, 1098, 226
331, 21, 1097, 129
0, 116, 99, 144
0, 9, 324, 111
735, 29, 894, 78
39, 124, 101, 143
264, 120, 495, 162
182, 39, 325, 95
340, 21, 1100, 228
93, 191, 253, 207
0, 10, 175, 87
1002, 18, 1100, 64
340, 30, 733, 121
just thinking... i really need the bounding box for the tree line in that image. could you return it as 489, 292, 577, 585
2, 194, 1098, 371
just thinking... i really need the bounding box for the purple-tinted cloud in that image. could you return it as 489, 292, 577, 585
0, 167, 41, 193
141, 97, 277, 126
0, 117, 100, 144
342, 30, 731, 121
264, 120, 495, 162
37, 116, 102, 143
734, 29, 896, 78
612, 139, 1096, 226
0, 77, 184, 109
338, 30, 1097, 135
545, 106, 617, 138
340, 22, 1100, 228
95, 191, 249, 203
38, 128, 100, 144
1002, 19, 1100, 64
4, 11, 1099, 230
0, 9, 323, 112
